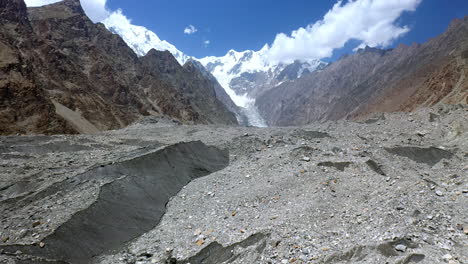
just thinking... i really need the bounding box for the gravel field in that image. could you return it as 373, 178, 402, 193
0, 105, 467, 264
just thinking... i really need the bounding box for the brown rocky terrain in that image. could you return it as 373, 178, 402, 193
0, 0, 77, 135
140, 50, 238, 125
0, 0, 237, 136
256, 17, 468, 126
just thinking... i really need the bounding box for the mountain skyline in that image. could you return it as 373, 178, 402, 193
1, 1, 467, 263
24, 0, 468, 62
21, 0, 468, 129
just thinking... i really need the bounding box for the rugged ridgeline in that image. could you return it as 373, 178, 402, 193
0, 0, 237, 135
256, 17, 468, 126
227, 59, 327, 99
199, 48, 327, 102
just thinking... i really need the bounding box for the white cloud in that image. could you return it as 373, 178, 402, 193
184, 25, 198, 35
267, 0, 422, 64
80, 0, 109, 22
24, 0, 109, 22
24, 0, 423, 67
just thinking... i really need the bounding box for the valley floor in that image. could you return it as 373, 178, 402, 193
0, 105, 467, 264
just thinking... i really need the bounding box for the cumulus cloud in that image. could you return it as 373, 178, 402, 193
80, 0, 109, 22
24, 0, 109, 22
204, 40, 211, 47
184, 25, 198, 35
267, 0, 422, 64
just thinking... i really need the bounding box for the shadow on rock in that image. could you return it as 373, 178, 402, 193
385, 146, 453, 166
0, 141, 229, 264
177, 233, 270, 264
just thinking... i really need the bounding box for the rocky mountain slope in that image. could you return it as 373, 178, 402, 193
0, 0, 77, 135
256, 17, 468, 126
0, 0, 237, 135
0, 104, 466, 264
139, 49, 238, 125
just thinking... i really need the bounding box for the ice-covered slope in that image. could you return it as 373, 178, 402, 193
199, 46, 271, 107
199, 46, 326, 107
102, 10, 190, 65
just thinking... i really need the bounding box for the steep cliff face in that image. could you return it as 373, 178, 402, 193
256, 17, 468, 126
0, 0, 237, 135
0, 0, 77, 135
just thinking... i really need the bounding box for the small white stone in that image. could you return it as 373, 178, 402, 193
395, 244, 407, 252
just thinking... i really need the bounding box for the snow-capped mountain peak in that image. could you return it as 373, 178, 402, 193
101, 15, 326, 126
102, 10, 190, 65
198, 46, 326, 107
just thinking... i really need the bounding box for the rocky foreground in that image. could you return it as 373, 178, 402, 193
0, 105, 467, 264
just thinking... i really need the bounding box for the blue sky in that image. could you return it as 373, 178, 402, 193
25, 0, 468, 62
104, 0, 467, 60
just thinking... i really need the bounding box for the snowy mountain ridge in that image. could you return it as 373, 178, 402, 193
199, 48, 326, 107
102, 10, 191, 65
102, 15, 326, 126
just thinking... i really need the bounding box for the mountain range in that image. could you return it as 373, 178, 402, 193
101, 17, 328, 126
256, 18, 468, 126
101, 6, 466, 129
0, 0, 237, 135
0, 2, 467, 263
0, 0, 466, 135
